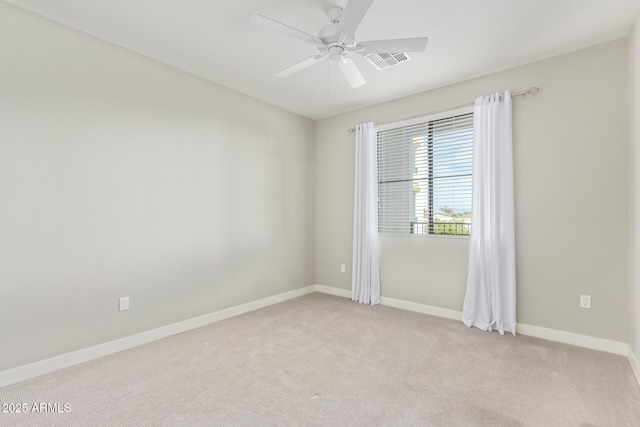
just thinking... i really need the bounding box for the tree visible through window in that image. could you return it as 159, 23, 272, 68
377, 108, 473, 236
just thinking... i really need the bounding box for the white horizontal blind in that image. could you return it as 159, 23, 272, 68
377, 110, 473, 236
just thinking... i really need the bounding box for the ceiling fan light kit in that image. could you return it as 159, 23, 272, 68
249, 0, 429, 88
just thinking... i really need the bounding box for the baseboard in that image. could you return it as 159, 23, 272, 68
2, 284, 634, 389
314, 284, 351, 298
314, 285, 463, 321
313, 285, 462, 321
380, 296, 463, 321
628, 346, 640, 388
515, 323, 628, 356
314, 285, 628, 356
0, 285, 316, 388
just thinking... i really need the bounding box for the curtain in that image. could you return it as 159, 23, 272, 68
462, 91, 516, 335
352, 122, 380, 305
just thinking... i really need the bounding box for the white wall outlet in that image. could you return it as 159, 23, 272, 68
580, 295, 591, 309
340, 264, 346, 273
119, 296, 130, 311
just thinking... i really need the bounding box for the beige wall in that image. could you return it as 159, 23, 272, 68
629, 12, 640, 358
316, 40, 629, 341
0, 3, 315, 371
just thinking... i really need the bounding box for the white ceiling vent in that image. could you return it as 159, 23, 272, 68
365, 52, 412, 70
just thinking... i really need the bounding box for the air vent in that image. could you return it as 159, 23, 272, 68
365, 52, 412, 70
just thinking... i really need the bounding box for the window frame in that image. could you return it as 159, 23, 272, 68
376, 106, 474, 239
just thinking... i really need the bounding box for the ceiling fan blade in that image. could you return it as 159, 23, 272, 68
338, 0, 374, 35
358, 37, 429, 54
249, 14, 323, 46
276, 55, 327, 78
337, 58, 366, 88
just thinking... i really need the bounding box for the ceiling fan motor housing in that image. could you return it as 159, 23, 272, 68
318, 23, 344, 45
328, 45, 345, 61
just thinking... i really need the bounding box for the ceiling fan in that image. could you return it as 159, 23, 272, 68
249, 0, 429, 88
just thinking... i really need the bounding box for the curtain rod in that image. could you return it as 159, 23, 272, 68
347, 87, 539, 133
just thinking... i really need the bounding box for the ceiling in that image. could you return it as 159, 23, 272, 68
6, 0, 640, 120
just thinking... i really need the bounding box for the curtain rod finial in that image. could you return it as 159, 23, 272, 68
529, 87, 539, 95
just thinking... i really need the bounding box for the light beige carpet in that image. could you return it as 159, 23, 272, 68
1, 293, 639, 426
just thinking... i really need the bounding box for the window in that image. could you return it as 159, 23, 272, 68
377, 107, 473, 236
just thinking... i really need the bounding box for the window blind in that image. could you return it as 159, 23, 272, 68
377, 109, 474, 236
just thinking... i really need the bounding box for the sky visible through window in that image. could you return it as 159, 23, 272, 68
413, 116, 473, 223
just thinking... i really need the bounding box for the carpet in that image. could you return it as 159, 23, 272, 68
1, 292, 639, 426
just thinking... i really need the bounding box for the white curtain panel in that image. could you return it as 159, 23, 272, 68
352, 122, 380, 305
462, 91, 516, 335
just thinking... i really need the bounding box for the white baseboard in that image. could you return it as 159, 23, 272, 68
313, 285, 463, 321
0, 285, 316, 388
380, 296, 463, 321
312, 285, 461, 321
515, 323, 628, 356
2, 284, 635, 389
314, 285, 628, 357
628, 346, 640, 388
314, 284, 351, 298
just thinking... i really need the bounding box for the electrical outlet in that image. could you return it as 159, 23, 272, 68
119, 296, 129, 311
340, 264, 346, 273
580, 295, 591, 309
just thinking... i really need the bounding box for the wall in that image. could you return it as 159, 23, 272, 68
630, 12, 640, 361
0, 3, 315, 371
316, 40, 629, 342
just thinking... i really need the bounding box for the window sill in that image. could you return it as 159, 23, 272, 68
378, 233, 471, 240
